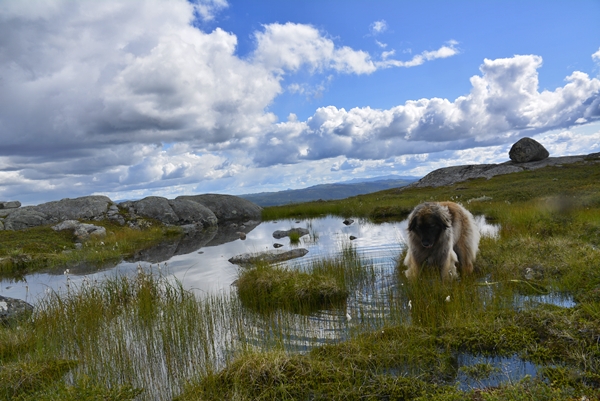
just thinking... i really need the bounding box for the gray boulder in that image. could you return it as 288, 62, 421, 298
0, 295, 33, 323
509, 137, 549, 163
34, 195, 112, 223
52, 220, 107, 242
168, 198, 218, 226
177, 194, 262, 222
129, 196, 180, 225
3, 207, 49, 230
0, 201, 21, 209
122, 196, 218, 228
228, 248, 309, 266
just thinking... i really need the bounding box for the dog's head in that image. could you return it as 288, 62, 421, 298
408, 203, 451, 249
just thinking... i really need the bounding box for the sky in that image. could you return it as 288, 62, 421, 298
1, 0, 599, 206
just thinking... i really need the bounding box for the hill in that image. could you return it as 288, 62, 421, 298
239, 177, 417, 207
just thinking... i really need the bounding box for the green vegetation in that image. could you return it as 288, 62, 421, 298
0, 221, 183, 278
1, 158, 600, 399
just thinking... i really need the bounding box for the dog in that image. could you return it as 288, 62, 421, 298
403, 201, 480, 281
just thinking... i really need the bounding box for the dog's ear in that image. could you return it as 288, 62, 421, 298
434, 210, 451, 229
408, 217, 417, 232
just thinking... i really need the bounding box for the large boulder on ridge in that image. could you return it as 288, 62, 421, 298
34, 195, 112, 223
3, 195, 114, 230
120, 196, 218, 227
509, 137, 549, 163
177, 194, 262, 223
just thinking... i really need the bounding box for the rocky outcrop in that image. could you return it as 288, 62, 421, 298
0, 295, 33, 323
119, 196, 218, 228
2, 207, 49, 230
35, 195, 113, 223
52, 220, 107, 242
406, 153, 599, 189
0, 193, 261, 234
509, 137, 549, 163
177, 194, 262, 223
1, 196, 114, 231
228, 248, 309, 266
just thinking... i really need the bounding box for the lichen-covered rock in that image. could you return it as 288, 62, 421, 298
0, 295, 33, 323
3, 207, 49, 230
130, 196, 180, 225
177, 194, 262, 223
168, 198, 218, 226
0, 201, 21, 209
52, 220, 106, 242
34, 195, 112, 223
121, 196, 218, 228
509, 137, 549, 163
228, 248, 309, 266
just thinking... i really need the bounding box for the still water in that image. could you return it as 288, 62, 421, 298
1, 215, 498, 305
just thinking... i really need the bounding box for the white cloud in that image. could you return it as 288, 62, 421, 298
0, 0, 597, 205
593, 47, 600, 62
252, 54, 600, 166
252, 22, 377, 75
191, 0, 228, 22
370, 20, 387, 35
377, 41, 459, 68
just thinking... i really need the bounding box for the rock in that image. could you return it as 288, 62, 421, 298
52, 220, 107, 242
343, 219, 354, 225
3, 207, 49, 230
404, 154, 591, 189
123, 196, 218, 228
130, 196, 179, 225
0, 201, 21, 209
106, 204, 125, 225
509, 137, 549, 163
237, 232, 247, 240
273, 243, 283, 248
272, 227, 309, 239
177, 194, 262, 223
34, 195, 112, 223
168, 198, 218, 227
350, 236, 357, 240
0, 295, 33, 323
228, 248, 309, 266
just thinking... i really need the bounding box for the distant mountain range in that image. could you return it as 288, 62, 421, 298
239, 175, 419, 207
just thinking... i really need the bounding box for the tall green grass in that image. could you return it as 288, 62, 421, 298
3, 158, 600, 399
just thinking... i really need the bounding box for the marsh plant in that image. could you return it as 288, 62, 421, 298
2, 159, 600, 400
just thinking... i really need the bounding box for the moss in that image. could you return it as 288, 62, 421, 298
236, 264, 348, 313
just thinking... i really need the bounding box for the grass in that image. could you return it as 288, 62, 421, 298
0, 221, 183, 279
1, 157, 600, 399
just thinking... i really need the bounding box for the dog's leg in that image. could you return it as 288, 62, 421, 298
404, 252, 419, 280
440, 250, 459, 281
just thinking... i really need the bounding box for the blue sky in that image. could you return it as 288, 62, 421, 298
0, 0, 599, 205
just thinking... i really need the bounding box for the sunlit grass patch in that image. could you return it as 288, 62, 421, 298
236, 262, 349, 314
0, 222, 183, 278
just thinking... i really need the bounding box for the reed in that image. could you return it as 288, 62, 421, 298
3, 159, 600, 399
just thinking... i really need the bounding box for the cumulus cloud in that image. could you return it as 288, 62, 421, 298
252, 22, 377, 75
253, 54, 600, 166
1, 0, 597, 205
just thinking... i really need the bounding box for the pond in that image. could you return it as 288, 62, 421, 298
1, 215, 499, 304
2, 215, 576, 397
